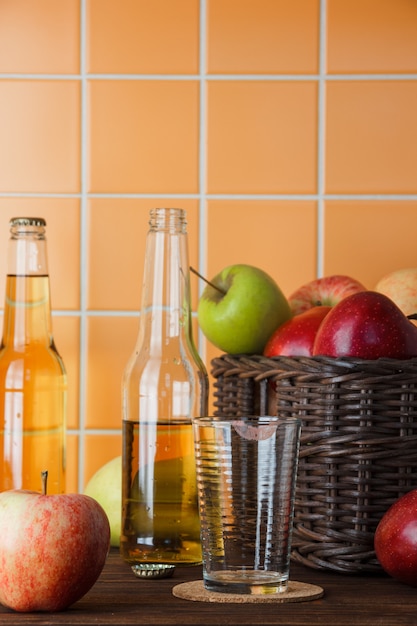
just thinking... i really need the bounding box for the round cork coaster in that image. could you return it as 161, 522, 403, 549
172, 580, 324, 604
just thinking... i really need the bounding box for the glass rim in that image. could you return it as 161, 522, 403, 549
192, 415, 301, 425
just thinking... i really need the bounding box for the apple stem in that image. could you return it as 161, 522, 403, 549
408, 314, 417, 321
41, 470, 48, 495
189, 266, 226, 295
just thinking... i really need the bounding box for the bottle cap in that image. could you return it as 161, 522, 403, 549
10, 217, 46, 227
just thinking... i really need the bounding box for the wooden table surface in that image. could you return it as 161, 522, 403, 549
0, 548, 416, 625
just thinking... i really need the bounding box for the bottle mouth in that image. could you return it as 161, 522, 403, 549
149, 208, 187, 232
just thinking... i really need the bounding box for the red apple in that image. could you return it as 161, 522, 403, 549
288, 275, 367, 316
0, 477, 110, 612
263, 306, 331, 357
313, 291, 417, 360
374, 489, 417, 587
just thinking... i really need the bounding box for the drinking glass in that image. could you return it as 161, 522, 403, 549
192, 415, 301, 595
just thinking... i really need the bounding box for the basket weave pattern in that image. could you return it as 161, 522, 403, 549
211, 354, 417, 574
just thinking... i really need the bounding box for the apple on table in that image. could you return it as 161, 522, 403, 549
85, 455, 200, 549
0, 471, 110, 612
196, 264, 291, 354
128, 455, 200, 539
85, 456, 121, 548
375, 489, 417, 587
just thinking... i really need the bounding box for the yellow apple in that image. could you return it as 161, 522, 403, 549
128, 455, 200, 540
375, 268, 417, 318
85, 454, 200, 549
84, 456, 121, 548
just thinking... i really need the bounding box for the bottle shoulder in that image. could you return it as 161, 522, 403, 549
0, 344, 67, 373
124, 351, 207, 380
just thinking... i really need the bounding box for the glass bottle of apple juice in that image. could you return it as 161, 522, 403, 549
0, 217, 67, 494
120, 208, 209, 578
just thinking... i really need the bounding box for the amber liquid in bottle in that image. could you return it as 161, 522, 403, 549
121, 420, 201, 565
0, 224, 67, 495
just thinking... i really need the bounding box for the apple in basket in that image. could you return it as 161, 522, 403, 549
264, 305, 331, 357
312, 291, 417, 359
0, 471, 110, 612
375, 267, 417, 319
196, 264, 292, 354
288, 275, 366, 316
374, 489, 417, 587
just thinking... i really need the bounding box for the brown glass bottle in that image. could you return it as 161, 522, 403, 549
0, 218, 67, 494
120, 208, 208, 578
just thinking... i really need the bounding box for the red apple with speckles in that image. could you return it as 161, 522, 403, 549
375, 490, 417, 587
0, 476, 110, 612
312, 291, 417, 359
264, 305, 331, 357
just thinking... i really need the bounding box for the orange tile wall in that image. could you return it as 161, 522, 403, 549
0, 0, 416, 493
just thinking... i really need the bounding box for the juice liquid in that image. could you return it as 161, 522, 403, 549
0, 275, 67, 494
120, 420, 202, 566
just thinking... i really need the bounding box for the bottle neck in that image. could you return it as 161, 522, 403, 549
8, 218, 48, 276
2, 220, 53, 346
139, 208, 192, 350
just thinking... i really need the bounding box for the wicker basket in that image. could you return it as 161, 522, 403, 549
211, 353, 417, 574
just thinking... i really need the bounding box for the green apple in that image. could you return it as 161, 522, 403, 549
84, 456, 121, 548
197, 264, 291, 354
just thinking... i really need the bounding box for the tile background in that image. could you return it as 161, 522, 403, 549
0, 0, 416, 492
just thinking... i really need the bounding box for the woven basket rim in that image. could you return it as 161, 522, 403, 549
211, 353, 417, 379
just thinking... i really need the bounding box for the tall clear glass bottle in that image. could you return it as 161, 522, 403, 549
121, 208, 208, 578
0, 217, 67, 494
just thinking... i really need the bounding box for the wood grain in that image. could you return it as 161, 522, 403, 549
0, 549, 415, 625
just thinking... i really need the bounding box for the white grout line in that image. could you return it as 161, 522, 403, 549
77, 0, 88, 493
317, 0, 327, 278
197, 0, 208, 360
